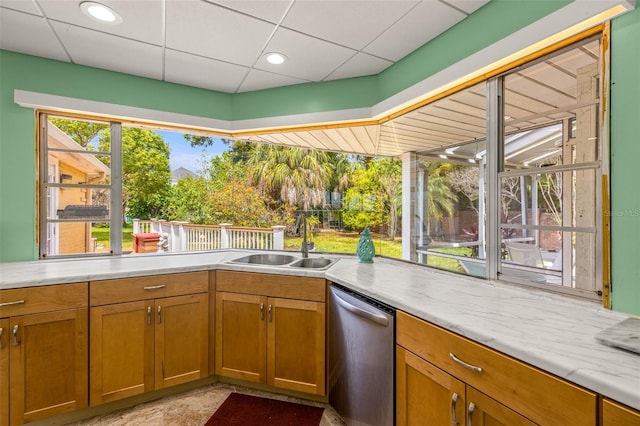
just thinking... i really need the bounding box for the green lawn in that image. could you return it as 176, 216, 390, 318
95, 225, 471, 273
284, 231, 471, 273
284, 231, 401, 258
92, 224, 134, 252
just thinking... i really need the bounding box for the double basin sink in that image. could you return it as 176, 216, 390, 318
228, 253, 337, 270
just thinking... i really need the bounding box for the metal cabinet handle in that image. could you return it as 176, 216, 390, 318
12, 324, 19, 346
451, 392, 459, 426
268, 305, 272, 322
0, 300, 25, 307
260, 303, 264, 320
157, 306, 162, 324
467, 402, 475, 425
0, 327, 3, 349
143, 285, 166, 291
450, 353, 483, 373
147, 306, 152, 325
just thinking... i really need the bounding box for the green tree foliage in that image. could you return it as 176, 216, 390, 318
100, 128, 171, 222
246, 144, 333, 210
165, 176, 214, 224
342, 168, 383, 230
49, 118, 108, 148
206, 152, 249, 190
420, 161, 458, 238
210, 180, 276, 227
342, 158, 402, 238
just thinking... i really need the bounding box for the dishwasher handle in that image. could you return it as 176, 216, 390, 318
333, 291, 389, 327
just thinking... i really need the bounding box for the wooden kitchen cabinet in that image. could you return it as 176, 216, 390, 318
602, 399, 640, 425
396, 310, 597, 426
90, 272, 209, 406
1, 318, 9, 426
396, 345, 466, 425
215, 270, 326, 396
0, 283, 88, 426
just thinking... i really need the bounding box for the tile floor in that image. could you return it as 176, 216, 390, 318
68, 383, 346, 426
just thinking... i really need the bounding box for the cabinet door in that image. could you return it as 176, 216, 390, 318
467, 387, 535, 426
267, 297, 325, 395
90, 301, 154, 405
397, 346, 466, 426
155, 294, 209, 389
0, 319, 8, 426
602, 399, 640, 426
10, 309, 88, 425
215, 292, 266, 383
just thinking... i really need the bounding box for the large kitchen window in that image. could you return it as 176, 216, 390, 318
39, 115, 119, 257
410, 35, 607, 300
37, 31, 608, 300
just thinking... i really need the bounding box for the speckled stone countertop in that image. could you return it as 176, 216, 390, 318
1, 251, 639, 411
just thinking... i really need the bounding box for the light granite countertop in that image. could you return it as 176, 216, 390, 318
1, 250, 639, 411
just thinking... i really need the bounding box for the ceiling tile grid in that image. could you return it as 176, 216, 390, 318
0, 0, 486, 94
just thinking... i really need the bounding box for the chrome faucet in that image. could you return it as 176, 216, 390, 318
300, 214, 308, 258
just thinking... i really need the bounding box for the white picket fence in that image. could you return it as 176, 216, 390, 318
132, 219, 285, 252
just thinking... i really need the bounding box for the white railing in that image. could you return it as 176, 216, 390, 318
132, 219, 285, 253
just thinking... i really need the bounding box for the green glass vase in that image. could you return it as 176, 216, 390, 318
356, 227, 375, 263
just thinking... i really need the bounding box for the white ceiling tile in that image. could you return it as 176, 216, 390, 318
0, 0, 41, 15
256, 27, 355, 81
443, 0, 489, 15
325, 52, 392, 81
50, 21, 163, 79
363, 1, 466, 61
165, 49, 250, 93
0, 8, 69, 61
283, 0, 419, 50
237, 68, 307, 93
37, 0, 164, 45
166, 0, 275, 67
210, 0, 292, 24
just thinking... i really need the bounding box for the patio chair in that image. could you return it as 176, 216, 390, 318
505, 242, 545, 268
459, 259, 546, 284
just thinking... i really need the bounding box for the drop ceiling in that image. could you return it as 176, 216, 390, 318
0, 0, 487, 93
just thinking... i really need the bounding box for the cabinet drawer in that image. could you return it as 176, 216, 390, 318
216, 270, 325, 302
90, 272, 208, 306
397, 311, 597, 426
602, 399, 640, 425
0, 283, 87, 317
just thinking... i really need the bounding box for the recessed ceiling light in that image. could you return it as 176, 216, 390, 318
80, 2, 123, 24
265, 52, 287, 65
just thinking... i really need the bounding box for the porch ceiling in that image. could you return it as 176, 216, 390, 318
242, 38, 599, 160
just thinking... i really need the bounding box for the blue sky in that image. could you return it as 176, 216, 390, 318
157, 130, 227, 173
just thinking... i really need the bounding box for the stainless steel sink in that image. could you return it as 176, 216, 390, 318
288, 258, 337, 269
229, 253, 298, 266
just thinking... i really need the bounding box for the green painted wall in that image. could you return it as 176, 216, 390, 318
610, 7, 640, 315
0, 1, 639, 317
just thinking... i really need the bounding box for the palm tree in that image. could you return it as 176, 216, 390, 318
420, 161, 458, 238
246, 144, 334, 210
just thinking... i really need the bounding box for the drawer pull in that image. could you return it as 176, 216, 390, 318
451, 392, 459, 426
157, 306, 162, 324
12, 325, 20, 346
268, 304, 272, 322
0, 299, 25, 307
147, 306, 152, 325
467, 402, 475, 425
450, 353, 483, 373
0, 327, 3, 349
260, 303, 265, 321
143, 285, 166, 291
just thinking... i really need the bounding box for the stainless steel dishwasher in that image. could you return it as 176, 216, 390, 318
329, 284, 395, 426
